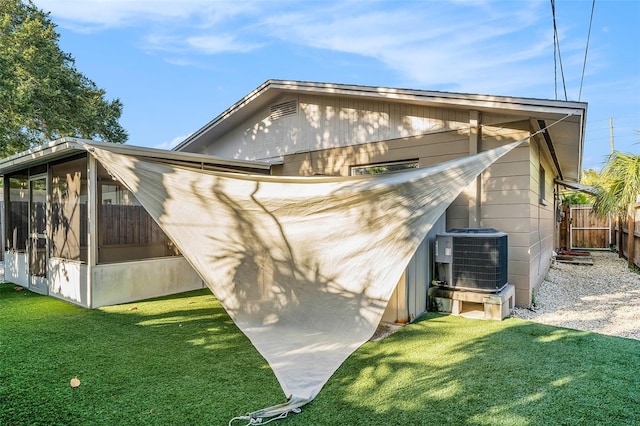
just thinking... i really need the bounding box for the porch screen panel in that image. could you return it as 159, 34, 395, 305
97, 163, 179, 263
7, 174, 28, 252
51, 157, 88, 262
85, 137, 526, 418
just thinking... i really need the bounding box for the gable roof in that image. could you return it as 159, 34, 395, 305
174, 79, 587, 181
0, 137, 271, 176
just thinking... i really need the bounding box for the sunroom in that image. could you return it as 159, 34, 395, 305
1, 138, 271, 308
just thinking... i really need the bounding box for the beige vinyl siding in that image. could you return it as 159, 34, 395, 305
277, 130, 469, 176
482, 112, 529, 127
446, 200, 470, 230
480, 218, 532, 233
484, 174, 530, 194
201, 94, 469, 162
481, 204, 530, 218
528, 137, 557, 303
206, 96, 557, 307
486, 161, 534, 180
508, 259, 531, 286
277, 116, 539, 306
479, 124, 532, 306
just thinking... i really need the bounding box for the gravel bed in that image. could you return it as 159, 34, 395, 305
512, 251, 640, 340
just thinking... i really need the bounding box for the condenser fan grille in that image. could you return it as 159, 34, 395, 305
435, 228, 508, 292
451, 235, 508, 290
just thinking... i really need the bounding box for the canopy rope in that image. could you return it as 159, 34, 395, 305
228, 396, 306, 425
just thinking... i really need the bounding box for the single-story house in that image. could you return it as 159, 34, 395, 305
0, 80, 587, 320
173, 80, 587, 313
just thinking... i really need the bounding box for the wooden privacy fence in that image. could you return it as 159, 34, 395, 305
560, 204, 611, 250
101, 204, 167, 246
617, 202, 640, 269
560, 203, 640, 269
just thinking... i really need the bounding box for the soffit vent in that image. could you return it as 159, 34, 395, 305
270, 99, 298, 120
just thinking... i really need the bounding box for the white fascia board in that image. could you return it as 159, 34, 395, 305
0, 137, 271, 175
269, 80, 587, 116
0, 139, 81, 173
175, 79, 587, 152
173, 80, 274, 151
78, 139, 271, 170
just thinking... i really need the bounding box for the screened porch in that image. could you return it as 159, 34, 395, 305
0, 138, 271, 307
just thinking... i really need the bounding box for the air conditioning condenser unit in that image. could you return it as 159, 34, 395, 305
434, 228, 508, 292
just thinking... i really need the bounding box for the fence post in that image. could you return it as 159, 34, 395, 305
619, 215, 624, 259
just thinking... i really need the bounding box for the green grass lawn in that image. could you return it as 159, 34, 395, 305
1, 283, 639, 426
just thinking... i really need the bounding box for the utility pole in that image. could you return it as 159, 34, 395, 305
609, 116, 624, 258
609, 116, 615, 154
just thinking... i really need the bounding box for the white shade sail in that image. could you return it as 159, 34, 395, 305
85, 137, 525, 419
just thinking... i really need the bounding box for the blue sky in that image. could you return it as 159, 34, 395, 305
34, 0, 639, 172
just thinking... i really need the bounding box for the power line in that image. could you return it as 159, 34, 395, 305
552, 1, 558, 99
552, 0, 558, 99
551, 0, 568, 101
553, 8, 558, 99
579, 0, 596, 101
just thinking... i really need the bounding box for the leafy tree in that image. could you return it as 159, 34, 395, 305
592, 151, 640, 268
0, 0, 127, 157
581, 168, 602, 186
560, 168, 598, 205
562, 192, 590, 205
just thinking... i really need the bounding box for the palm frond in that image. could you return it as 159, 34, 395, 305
591, 151, 640, 217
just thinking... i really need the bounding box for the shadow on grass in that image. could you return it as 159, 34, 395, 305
296, 314, 640, 426
1, 285, 639, 425
0, 285, 281, 426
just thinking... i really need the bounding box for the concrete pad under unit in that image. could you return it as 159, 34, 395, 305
429, 284, 515, 321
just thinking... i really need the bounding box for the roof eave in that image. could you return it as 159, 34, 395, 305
0, 137, 273, 176
0, 138, 83, 174
174, 79, 587, 153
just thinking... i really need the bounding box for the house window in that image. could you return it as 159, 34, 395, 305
350, 160, 419, 176
97, 163, 179, 263
539, 165, 548, 205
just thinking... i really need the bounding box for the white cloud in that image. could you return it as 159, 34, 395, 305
142, 33, 263, 55
34, 0, 255, 30
185, 35, 263, 54
163, 57, 195, 67
154, 134, 190, 150
257, 1, 554, 94
32, 0, 597, 97
35, 0, 264, 56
